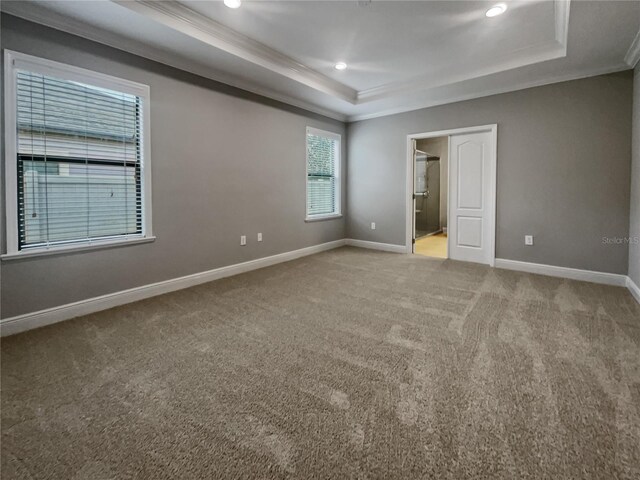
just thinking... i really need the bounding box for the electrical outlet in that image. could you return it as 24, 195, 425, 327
525, 235, 534, 246
257, 233, 262, 242
371, 222, 376, 230
240, 235, 247, 246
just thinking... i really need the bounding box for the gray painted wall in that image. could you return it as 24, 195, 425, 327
630, 64, 640, 286
348, 71, 633, 274
0, 15, 347, 319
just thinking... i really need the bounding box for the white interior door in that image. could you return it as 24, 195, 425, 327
449, 131, 494, 265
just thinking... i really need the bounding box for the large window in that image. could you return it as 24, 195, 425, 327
306, 127, 341, 220
3, 51, 152, 257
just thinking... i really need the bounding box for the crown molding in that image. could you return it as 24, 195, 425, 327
121, 0, 571, 106
112, 0, 574, 107
112, 0, 358, 104
0, 2, 347, 121
347, 62, 629, 122
357, 0, 571, 104
356, 41, 567, 104
6, 0, 607, 124
624, 28, 640, 68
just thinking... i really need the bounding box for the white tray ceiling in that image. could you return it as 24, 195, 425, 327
2, 1, 639, 121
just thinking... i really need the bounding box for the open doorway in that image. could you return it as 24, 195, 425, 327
406, 125, 497, 266
413, 137, 448, 258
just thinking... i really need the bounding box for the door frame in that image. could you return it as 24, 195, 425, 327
405, 124, 497, 266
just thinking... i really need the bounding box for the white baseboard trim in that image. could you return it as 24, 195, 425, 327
494, 258, 628, 287
345, 239, 407, 254
4, 243, 636, 337
627, 276, 640, 304
0, 239, 347, 337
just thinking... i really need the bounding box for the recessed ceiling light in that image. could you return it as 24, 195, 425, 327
334, 62, 347, 71
486, 3, 507, 17
224, 0, 241, 9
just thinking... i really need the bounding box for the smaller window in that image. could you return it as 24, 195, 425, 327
306, 127, 341, 220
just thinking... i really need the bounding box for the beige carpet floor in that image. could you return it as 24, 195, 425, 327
2, 247, 640, 479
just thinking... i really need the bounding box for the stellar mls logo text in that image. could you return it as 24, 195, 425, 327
602, 236, 639, 245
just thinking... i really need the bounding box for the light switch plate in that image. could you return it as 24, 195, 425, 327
525, 235, 534, 246
240, 235, 247, 246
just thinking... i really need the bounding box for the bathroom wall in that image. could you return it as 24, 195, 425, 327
416, 137, 448, 230
413, 154, 440, 235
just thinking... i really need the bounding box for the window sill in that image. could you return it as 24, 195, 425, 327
1, 236, 156, 261
305, 214, 343, 223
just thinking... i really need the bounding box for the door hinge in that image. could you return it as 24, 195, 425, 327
412, 238, 416, 244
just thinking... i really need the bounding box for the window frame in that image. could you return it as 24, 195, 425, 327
2, 50, 154, 259
305, 126, 342, 222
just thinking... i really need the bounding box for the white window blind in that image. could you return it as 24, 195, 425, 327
306, 128, 341, 218
6, 53, 151, 254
